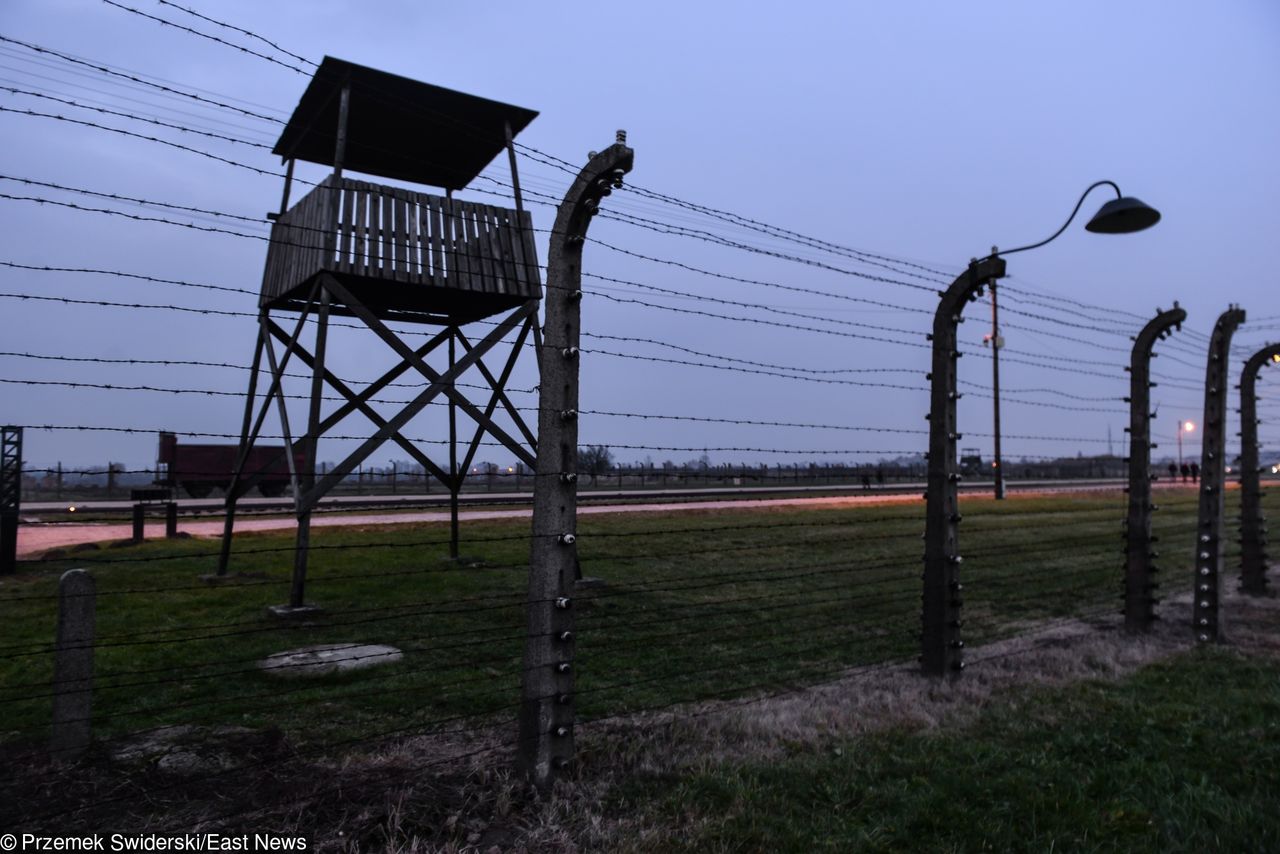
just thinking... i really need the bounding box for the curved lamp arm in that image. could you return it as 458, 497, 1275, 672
986, 181, 1122, 261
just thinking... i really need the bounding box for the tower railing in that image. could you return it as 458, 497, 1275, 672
260, 176, 541, 310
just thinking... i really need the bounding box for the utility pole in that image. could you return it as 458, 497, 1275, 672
984, 250, 1005, 500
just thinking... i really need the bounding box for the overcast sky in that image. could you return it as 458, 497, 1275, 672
1, 0, 1278, 477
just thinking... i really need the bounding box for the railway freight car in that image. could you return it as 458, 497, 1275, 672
156, 431, 299, 498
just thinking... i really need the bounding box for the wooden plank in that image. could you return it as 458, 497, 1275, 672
519, 210, 542, 289
382, 190, 394, 276
407, 197, 422, 284
452, 198, 474, 293
489, 205, 518, 296
480, 205, 506, 295
426, 194, 443, 285
505, 208, 531, 294
396, 194, 410, 280
369, 187, 382, 274
436, 196, 450, 286
339, 184, 355, 273
358, 187, 371, 275
465, 204, 491, 295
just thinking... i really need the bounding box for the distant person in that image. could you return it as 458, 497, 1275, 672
1190, 462, 1200, 482
875, 468, 885, 486
1180, 463, 1190, 483
861, 473, 871, 490
1167, 462, 1177, 481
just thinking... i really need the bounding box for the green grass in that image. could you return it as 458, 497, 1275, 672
614, 646, 1280, 852
0, 485, 1272, 755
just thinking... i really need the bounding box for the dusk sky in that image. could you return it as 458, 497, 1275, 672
1, 1, 1278, 476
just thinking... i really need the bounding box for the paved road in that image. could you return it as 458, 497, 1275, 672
14, 480, 1143, 559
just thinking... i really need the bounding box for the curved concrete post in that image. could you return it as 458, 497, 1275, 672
519, 135, 634, 788
1238, 342, 1280, 595
921, 256, 1006, 677
1193, 305, 1246, 642
1123, 303, 1186, 631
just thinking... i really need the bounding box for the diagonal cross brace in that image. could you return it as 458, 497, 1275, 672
458, 319, 537, 479
264, 320, 454, 488
305, 275, 537, 507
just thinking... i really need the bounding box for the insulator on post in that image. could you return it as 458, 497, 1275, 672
558, 630, 574, 642
555, 596, 572, 609
560, 409, 578, 421
561, 346, 579, 359
567, 289, 583, 301
559, 533, 577, 545
560, 472, 578, 484
556, 693, 572, 705
556, 662, 571, 673
554, 726, 570, 737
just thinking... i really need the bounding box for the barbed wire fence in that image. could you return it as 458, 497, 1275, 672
0, 2, 1275, 838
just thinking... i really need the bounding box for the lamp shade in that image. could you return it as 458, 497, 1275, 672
1085, 196, 1161, 234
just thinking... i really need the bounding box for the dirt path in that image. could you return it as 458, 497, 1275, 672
17, 492, 925, 558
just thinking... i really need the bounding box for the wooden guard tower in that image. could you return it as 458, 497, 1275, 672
216, 58, 542, 611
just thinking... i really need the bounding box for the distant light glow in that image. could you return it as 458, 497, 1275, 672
1183, 421, 1196, 433
67, 505, 76, 512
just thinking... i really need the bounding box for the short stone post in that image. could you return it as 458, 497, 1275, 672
131, 503, 146, 543
51, 569, 96, 760
165, 501, 179, 538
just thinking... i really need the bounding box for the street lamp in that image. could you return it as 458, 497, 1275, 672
921, 180, 1160, 677
981, 182, 1160, 500
1178, 419, 1195, 471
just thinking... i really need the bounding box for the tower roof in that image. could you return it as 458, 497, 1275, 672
272, 56, 538, 191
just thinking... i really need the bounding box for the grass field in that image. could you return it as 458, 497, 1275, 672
0, 483, 1274, 843
608, 645, 1280, 852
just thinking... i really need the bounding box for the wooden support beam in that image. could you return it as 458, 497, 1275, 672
301, 277, 537, 507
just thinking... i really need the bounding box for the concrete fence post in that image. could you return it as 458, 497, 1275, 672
1238, 341, 1280, 595
1123, 304, 1186, 631
1193, 306, 1246, 643
51, 568, 95, 760
519, 134, 633, 789
921, 256, 1006, 677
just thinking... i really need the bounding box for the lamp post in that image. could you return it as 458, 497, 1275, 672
1177, 419, 1195, 471
981, 182, 1160, 503
921, 181, 1161, 677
